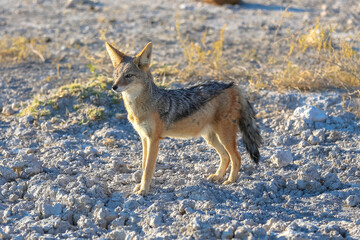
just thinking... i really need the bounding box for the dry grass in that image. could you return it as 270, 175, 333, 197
247, 22, 360, 116
175, 21, 230, 81
82, 28, 134, 75
11, 18, 359, 120
86, 106, 105, 121
341, 90, 360, 118
271, 23, 360, 91
85, 26, 232, 87
71, 26, 231, 87
0, 36, 48, 63
103, 137, 117, 148
19, 66, 121, 123
151, 62, 179, 87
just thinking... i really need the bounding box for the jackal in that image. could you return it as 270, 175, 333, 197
106, 42, 262, 195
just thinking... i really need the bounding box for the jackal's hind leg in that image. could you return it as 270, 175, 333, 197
203, 131, 230, 181
215, 123, 242, 185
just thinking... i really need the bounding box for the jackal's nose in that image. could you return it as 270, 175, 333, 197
112, 85, 118, 91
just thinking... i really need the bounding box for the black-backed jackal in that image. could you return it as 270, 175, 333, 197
106, 42, 262, 195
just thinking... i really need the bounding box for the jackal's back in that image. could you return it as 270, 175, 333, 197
153, 82, 233, 127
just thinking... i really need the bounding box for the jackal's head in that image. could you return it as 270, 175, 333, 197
105, 42, 152, 94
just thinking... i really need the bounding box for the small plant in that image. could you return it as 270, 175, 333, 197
11, 167, 23, 178
86, 106, 105, 121
103, 137, 117, 147
39, 109, 52, 117
73, 104, 83, 111
19, 97, 43, 117
341, 91, 360, 118
112, 94, 122, 104
47, 99, 59, 110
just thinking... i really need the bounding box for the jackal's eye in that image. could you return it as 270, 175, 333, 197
125, 74, 134, 79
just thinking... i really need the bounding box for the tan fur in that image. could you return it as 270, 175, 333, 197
105, 42, 126, 68
132, 87, 243, 194
106, 42, 253, 195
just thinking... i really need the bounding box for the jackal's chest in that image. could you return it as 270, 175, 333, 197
122, 94, 162, 138
123, 100, 149, 135
128, 113, 153, 138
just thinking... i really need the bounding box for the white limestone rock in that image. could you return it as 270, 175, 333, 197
270, 150, 293, 167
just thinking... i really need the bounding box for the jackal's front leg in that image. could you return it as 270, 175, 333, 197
134, 138, 160, 195
134, 137, 149, 193
141, 137, 148, 170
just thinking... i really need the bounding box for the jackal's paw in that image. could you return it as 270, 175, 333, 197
135, 188, 149, 196
133, 183, 141, 192
207, 174, 223, 181
133, 183, 149, 195
223, 179, 236, 185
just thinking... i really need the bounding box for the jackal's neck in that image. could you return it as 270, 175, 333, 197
139, 72, 159, 99
122, 73, 159, 116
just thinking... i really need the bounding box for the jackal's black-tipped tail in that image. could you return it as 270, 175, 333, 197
239, 99, 262, 164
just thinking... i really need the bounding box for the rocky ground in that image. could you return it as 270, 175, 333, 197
0, 0, 360, 239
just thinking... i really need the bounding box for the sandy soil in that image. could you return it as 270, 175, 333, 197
0, 0, 360, 239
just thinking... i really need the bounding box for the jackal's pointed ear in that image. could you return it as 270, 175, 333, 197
134, 42, 152, 69
105, 42, 126, 68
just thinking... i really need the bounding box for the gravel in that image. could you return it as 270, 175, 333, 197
0, 0, 360, 239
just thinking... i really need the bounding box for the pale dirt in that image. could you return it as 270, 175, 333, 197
0, 0, 360, 239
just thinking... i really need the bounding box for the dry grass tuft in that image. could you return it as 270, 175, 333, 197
84, 28, 134, 75
151, 62, 178, 88
0, 36, 48, 63
76, 27, 231, 87
341, 90, 360, 118
19, 66, 121, 123
176, 21, 230, 81
86, 106, 105, 121
272, 23, 360, 91
246, 21, 360, 116
103, 137, 118, 147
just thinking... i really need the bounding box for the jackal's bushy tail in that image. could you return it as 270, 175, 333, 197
238, 94, 262, 164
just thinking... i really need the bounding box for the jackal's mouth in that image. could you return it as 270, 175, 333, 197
112, 85, 127, 93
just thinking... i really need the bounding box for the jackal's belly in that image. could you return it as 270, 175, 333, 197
162, 110, 213, 139
164, 125, 211, 139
